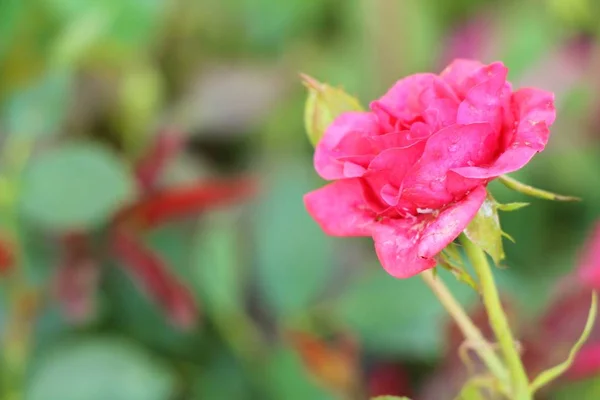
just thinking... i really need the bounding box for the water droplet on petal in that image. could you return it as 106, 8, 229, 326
448, 144, 458, 153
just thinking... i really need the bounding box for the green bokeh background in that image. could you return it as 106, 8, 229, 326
1, 0, 600, 399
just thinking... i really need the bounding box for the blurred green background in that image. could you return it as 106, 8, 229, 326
1, 0, 600, 399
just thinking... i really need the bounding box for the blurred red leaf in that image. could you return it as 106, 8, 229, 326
115, 178, 257, 230
54, 233, 100, 323
135, 129, 184, 193
0, 235, 15, 274
111, 228, 199, 329
367, 361, 413, 398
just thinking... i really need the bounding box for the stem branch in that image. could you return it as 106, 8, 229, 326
421, 270, 509, 390
460, 234, 530, 400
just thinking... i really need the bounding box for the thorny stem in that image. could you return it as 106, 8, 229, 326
420, 270, 509, 393
460, 234, 531, 400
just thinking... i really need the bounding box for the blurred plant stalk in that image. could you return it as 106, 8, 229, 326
420, 270, 510, 396
460, 234, 531, 400
0, 135, 38, 400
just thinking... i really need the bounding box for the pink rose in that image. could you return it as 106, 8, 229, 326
305, 59, 555, 278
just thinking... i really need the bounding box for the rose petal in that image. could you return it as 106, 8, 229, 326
362, 141, 427, 208
314, 112, 381, 180
401, 123, 495, 209
423, 98, 459, 131
372, 218, 436, 278
370, 74, 438, 130
304, 179, 376, 236
457, 62, 511, 132
417, 185, 487, 258
440, 59, 486, 97
504, 88, 556, 150
451, 89, 555, 180
372, 185, 487, 278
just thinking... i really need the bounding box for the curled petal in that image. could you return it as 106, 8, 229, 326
373, 185, 487, 278
457, 62, 510, 132
362, 141, 427, 208
505, 88, 556, 150
451, 89, 555, 180
417, 185, 487, 258
370, 74, 438, 130
372, 218, 436, 278
440, 59, 486, 97
314, 112, 380, 180
304, 179, 376, 237
423, 98, 459, 131
401, 123, 494, 209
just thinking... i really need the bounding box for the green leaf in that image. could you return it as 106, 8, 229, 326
50, 8, 112, 67
191, 214, 264, 360
437, 258, 478, 292
20, 142, 136, 230
301, 74, 363, 147
496, 202, 530, 212
192, 214, 242, 314
3, 70, 72, 139
44, 0, 164, 57
334, 267, 474, 359
529, 292, 598, 394
464, 194, 505, 265
192, 351, 253, 400
254, 160, 334, 318
0, 0, 22, 59
105, 259, 200, 356
26, 338, 175, 400
499, 175, 580, 202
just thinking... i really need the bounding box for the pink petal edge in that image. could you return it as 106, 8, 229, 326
372, 185, 487, 278
304, 179, 375, 237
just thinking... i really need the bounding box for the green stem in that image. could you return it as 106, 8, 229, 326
460, 234, 530, 400
498, 175, 579, 202
421, 270, 509, 391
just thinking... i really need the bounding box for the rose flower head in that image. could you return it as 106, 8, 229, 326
305, 59, 555, 278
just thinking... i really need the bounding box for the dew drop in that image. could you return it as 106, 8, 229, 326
448, 144, 458, 153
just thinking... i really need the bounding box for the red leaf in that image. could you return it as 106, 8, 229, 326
367, 361, 413, 398
54, 233, 99, 323
111, 228, 199, 329
116, 177, 257, 230
0, 236, 15, 274
135, 129, 184, 193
